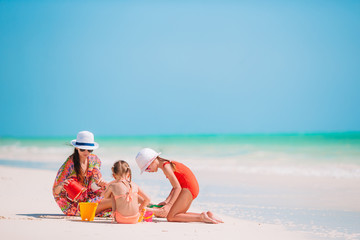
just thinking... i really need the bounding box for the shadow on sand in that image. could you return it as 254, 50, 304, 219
16, 213, 167, 224
17, 213, 69, 219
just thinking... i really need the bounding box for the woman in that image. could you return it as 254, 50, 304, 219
52, 131, 112, 216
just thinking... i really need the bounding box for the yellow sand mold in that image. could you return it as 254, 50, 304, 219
79, 202, 98, 221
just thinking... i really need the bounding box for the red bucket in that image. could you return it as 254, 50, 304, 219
64, 178, 86, 202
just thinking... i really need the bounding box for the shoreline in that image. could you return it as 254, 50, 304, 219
0, 165, 314, 240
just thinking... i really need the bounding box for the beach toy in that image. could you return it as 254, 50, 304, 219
64, 178, 86, 202
138, 211, 144, 222
148, 204, 163, 208
91, 182, 101, 191
138, 210, 154, 222
143, 211, 154, 222
79, 202, 98, 221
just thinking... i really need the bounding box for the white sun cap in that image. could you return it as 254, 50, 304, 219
135, 148, 161, 174
70, 131, 99, 150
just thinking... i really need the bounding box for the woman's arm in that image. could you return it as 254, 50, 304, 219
91, 156, 108, 188
53, 180, 70, 195
102, 184, 113, 199
53, 183, 64, 196
52, 157, 74, 196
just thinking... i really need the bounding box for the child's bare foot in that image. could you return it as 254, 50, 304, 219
200, 212, 218, 224
207, 211, 224, 223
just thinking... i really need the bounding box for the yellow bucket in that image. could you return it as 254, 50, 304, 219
79, 202, 98, 221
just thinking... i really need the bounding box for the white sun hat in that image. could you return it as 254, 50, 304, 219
135, 148, 161, 174
71, 131, 99, 150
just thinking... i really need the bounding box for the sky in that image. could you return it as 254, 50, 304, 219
0, 0, 360, 137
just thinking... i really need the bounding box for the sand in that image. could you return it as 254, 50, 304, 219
0, 166, 315, 240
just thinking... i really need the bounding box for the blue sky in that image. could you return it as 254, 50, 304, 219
1, 0, 360, 137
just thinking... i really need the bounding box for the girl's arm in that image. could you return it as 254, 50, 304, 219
158, 188, 175, 206
137, 186, 150, 212
161, 164, 181, 207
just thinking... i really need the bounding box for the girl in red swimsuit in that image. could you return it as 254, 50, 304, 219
136, 148, 223, 224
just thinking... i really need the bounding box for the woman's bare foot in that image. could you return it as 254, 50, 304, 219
200, 212, 218, 224
207, 211, 224, 223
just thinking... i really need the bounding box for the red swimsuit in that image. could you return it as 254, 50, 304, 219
163, 161, 199, 199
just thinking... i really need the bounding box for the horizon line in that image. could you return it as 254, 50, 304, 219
1, 131, 360, 139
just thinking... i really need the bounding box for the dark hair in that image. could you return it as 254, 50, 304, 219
112, 160, 132, 183
71, 148, 84, 183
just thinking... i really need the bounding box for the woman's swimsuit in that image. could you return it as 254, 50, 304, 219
112, 181, 140, 224
163, 161, 199, 199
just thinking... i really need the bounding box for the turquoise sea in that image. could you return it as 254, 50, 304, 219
1, 132, 360, 239
1, 132, 359, 176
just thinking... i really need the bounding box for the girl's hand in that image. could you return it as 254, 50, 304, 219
152, 207, 168, 218
153, 204, 172, 218
157, 201, 167, 206
161, 204, 172, 214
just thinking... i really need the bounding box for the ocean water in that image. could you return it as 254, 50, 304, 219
1, 133, 360, 239
2, 133, 359, 177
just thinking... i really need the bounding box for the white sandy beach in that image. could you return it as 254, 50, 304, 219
0, 166, 315, 240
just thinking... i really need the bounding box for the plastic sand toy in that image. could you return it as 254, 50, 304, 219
64, 178, 86, 202
79, 202, 98, 221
